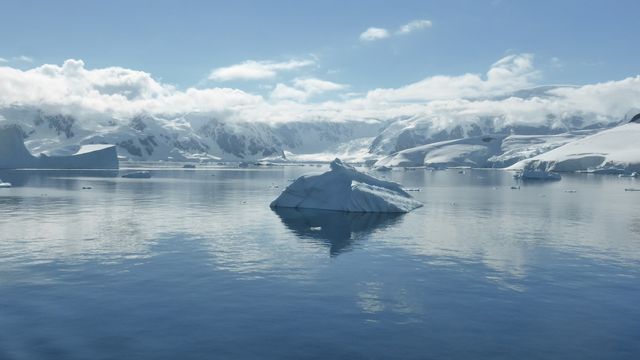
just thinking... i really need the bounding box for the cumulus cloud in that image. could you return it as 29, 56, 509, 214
0, 59, 262, 119
271, 78, 346, 102
359, 27, 390, 42
397, 19, 432, 34
366, 54, 538, 102
208, 59, 314, 81
0, 54, 638, 136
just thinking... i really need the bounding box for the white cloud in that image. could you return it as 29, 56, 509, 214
397, 19, 432, 35
0, 59, 262, 119
208, 59, 314, 81
0, 54, 638, 136
14, 55, 34, 63
271, 78, 346, 102
0, 57, 7, 63
366, 54, 538, 102
359, 27, 390, 42
270, 83, 309, 102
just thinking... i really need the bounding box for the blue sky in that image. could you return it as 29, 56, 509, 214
1, 0, 639, 95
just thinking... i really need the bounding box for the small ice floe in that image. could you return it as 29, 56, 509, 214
271, 158, 422, 213
513, 169, 561, 181
619, 172, 639, 178
625, 188, 640, 192
122, 171, 151, 179
0, 179, 12, 188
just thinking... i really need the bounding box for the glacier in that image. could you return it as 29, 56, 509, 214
0, 125, 118, 169
510, 122, 640, 173
270, 158, 422, 213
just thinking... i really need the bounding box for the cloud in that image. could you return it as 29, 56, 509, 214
208, 59, 314, 81
0, 59, 262, 119
0, 57, 7, 63
359, 27, 390, 42
271, 77, 346, 102
397, 19, 432, 35
0, 54, 638, 137
366, 54, 538, 102
14, 55, 34, 63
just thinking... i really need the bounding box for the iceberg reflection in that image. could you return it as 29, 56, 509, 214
273, 207, 403, 256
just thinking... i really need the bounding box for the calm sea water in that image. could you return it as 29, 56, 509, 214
0, 166, 639, 359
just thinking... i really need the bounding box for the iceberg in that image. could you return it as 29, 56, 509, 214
122, 171, 151, 179
0, 179, 11, 188
270, 158, 423, 213
0, 126, 118, 170
513, 169, 561, 181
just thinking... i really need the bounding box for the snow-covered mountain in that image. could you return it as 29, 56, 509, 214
0, 106, 385, 161
510, 121, 640, 172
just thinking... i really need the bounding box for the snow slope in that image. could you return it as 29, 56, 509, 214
374, 130, 597, 168
270, 158, 422, 213
510, 122, 640, 172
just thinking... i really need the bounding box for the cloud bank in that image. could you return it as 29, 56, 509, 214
0, 54, 638, 133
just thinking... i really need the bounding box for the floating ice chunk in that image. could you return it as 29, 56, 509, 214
0, 179, 12, 188
514, 169, 561, 181
122, 171, 151, 179
270, 158, 422, 213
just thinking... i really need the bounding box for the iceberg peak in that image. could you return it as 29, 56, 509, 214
271, 158, 422, 213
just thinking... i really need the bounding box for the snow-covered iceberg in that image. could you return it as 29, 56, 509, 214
0, 126, 118, 169
510, 122, 640, 173
270, 158, 423, 213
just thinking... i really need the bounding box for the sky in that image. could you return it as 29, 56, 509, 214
0, 0, 639, 127
1, 0, 639, 92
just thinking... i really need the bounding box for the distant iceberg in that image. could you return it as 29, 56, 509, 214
513, 169, 561, 181
0, 126, 118, 170
122, 171, 151, 179
270, 158, 422, 213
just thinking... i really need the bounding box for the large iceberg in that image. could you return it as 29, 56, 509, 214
270, 158, 422, 213
0, 126, 118, 169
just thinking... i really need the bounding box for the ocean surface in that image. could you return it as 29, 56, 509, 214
0, 166, 639, 359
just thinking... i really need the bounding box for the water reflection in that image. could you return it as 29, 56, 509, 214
0, 169, 118, 187
273, 207, 403, 256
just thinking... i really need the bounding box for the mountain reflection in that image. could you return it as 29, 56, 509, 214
273, 207, 403, 256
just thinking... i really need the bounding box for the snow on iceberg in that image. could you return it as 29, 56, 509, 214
270, 158, 423, 213
510, 122, 640, 173
0, 125, 118, 169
